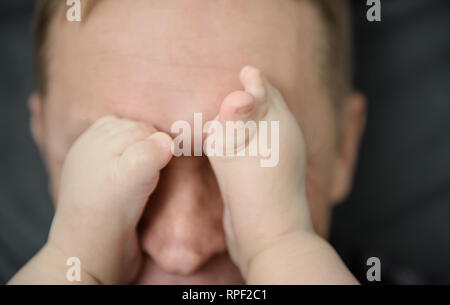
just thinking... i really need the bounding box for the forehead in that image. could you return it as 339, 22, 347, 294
47, 0, 323, 133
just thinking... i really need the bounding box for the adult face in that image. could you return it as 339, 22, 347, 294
30, 0, 365, 284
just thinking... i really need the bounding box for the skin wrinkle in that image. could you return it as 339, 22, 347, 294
89, 51, 232, 94
79, 1, 302, 78
80, 45, 239, 123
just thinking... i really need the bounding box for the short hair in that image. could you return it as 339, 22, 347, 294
33, 0, 352, 107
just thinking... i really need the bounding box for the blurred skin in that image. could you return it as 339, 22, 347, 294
29, 0, 365, 284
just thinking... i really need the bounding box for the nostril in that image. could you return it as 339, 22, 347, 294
156, 246, 204, 276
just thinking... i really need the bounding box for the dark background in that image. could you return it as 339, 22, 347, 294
1, 0, 449, 284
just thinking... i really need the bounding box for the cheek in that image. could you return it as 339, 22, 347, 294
44, 131, 69, 207
301, 104, 338, 236
288, 97, 339, 237
303, 115, 337, 211
305, 150, 336, 237
41, 100, 87, 205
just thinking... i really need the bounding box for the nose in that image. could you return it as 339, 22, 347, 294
139, 157, 227, 275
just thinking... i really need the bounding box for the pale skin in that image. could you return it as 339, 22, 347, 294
9, 66, 357, 284
10, 0, 366, 284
